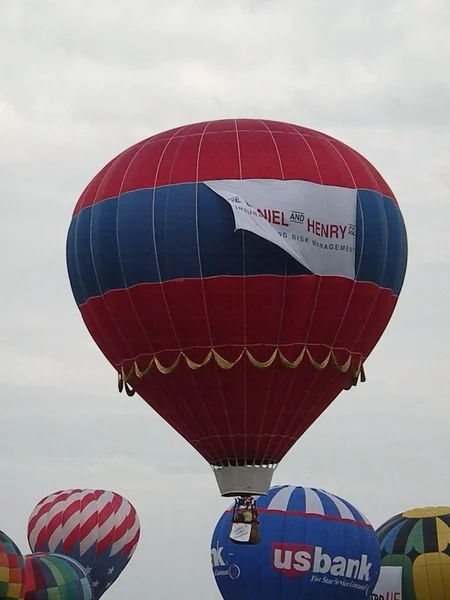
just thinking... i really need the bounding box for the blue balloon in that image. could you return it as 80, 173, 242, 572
211, 485, 381, 600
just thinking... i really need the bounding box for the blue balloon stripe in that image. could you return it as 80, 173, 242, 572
379, 520, 405, 553
67, 183, 407, 308
340, 501, 369, 525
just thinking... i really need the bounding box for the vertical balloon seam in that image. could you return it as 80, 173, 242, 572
254, 121, 289, 466
234, 118, 249, 466
198, 120, 237, 463
103, 491, 118, 593
92, 491, 100, 595
103, 494, 116, 591
278, 127, 329, 461
81, 490, 92, 569
119, 503, 133, 568
437, 516, 448, 594
77, 170, 122, 368
101, 491, 114, 596
154, 124, 229, 462
75, 491, 82, 573
266, 131, 356, 460
161, 127, 225, 452
42, 556, 67, 589
261, 125, 325, 465
278, 489, 289, 599
345, 148, 391, 408
108, 493, 127, 587
141, 138, 199, 443
88, 160, 132, 366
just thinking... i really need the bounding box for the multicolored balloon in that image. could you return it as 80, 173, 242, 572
66, 118, 408, 497
23, 553, 93, 600
377, 506, 450, 600
0, 530, 25, 600
211, 484, 381, 599
27, 489, 140, 599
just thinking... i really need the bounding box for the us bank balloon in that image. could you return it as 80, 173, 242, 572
211, 485, 381, 600
377, 506, 450, 600
66, 118, 408, 500
27, 489, 140, 599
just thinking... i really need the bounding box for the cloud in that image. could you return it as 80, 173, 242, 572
1, 0, 449, 598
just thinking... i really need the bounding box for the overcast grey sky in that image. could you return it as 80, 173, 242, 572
1, 0, 449, 598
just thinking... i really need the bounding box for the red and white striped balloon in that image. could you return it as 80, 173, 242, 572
27, 489, 140, 599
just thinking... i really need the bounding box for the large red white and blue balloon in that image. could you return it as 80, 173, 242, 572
27, 489, 140, 599
66, 118, 408, 496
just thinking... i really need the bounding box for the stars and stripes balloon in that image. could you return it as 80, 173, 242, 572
26, 489, 140, 599
0, 530, 25, 600
66, 118, 408, 497
23, 553, 93, 600
211, 484, 381, 600
377, 506, 450, 600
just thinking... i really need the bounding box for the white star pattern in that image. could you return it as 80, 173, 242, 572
92, 581, 99, 587
107, 567, 114, 575
86, 566, 92, 575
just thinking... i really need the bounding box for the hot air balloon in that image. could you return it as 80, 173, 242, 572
23, 553, 93, 600
27, 489, 140, 599
66, 118, 408, 503
377, 506, 450, 600
0, 530, 25, 600
211, 484, 381, 599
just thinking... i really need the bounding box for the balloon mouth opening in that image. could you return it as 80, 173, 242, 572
211, 464, 277, 497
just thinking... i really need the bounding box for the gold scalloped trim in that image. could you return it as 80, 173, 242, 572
117, 347, 365, 396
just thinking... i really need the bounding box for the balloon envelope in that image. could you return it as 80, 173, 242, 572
0, 530, 25, 600
66, 118, 408, 495
23, 553, 93, 600
377, 506, 450, 600
27, 489, 140, 599
211, 484, 381, 599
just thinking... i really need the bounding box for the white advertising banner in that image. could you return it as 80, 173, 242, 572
205, 179, 357, 279
371, 566, 402, 600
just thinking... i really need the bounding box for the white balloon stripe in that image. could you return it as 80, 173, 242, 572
97, 512, 117, 542
80, 524, 99, 556
80, 501, 98, 527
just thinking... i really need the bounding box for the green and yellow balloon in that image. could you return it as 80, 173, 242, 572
23, 553, 93, 600
377, 506, 450, 600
